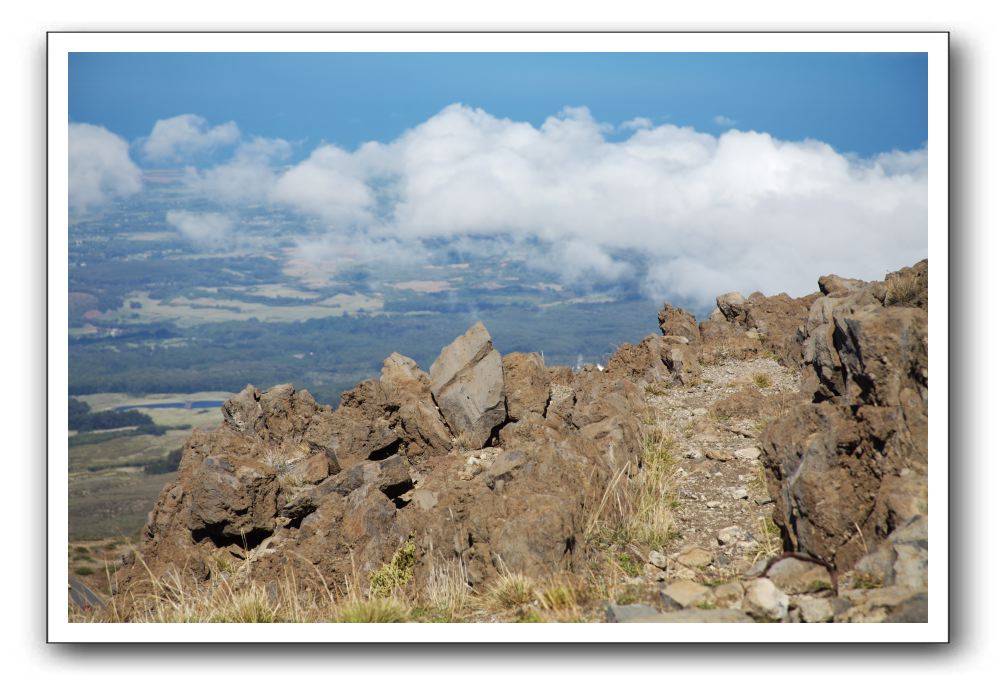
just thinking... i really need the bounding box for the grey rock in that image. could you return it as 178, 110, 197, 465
767, 557, 834, 595
605, 603, 661, 623
743, 578, 789, 622
795, 595, 834, 623
717, 525, 748, 546
734, 447, 762, 461
429, 322, 507, 450
627, 609, 754, 623
716, 291, 747, 320
660, 579, 710, 610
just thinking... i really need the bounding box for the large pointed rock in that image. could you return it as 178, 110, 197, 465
429, 322, 507, 450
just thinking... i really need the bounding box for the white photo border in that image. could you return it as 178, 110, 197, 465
47, 31, 949, 643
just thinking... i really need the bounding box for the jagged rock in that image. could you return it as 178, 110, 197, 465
429, 322, 507, 451
187, 455, 279, 544
761, 261, 928, 571
605, 335, 670, 384
661, 338, 701, 385
717, 292, 747, 320
743, 578, 789, 622
818, 274, 866, 296
502, 352, 550, 421
658, 303, 701, 344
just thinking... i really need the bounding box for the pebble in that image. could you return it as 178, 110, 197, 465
648, 550, 668, 569
691, 408, 708, 417
731, 487, 749, 500
682, 448, 704, 460
717, 525, 747, 546
706, 501, 722, 509
753, 494, 774, 506
705, 448, 733, 462
734, 447, 762, 461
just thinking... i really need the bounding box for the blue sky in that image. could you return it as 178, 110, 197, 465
69, 52, 927, 158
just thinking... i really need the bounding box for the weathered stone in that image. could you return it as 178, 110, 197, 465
605, 603, 661, 622
634, 608, 755, 623
675, 547, 713, 568
712, 582, 745, 609
795, 595, 834, 623
717, 292, 747, 321
743, 578, 789, 622
429, 322, 507, 451
502, 352, 550, 421
717, 525, 748, 546
706, 448, 733, 462
767, 557, 834, 595
660, 579, 710, 609
734, 447, 762, 461
658, 303, 701, 344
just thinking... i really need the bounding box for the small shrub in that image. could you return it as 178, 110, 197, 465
74, 566, 95, 576
752, 372, 773, 388
369, 535, 416, 597
615, 553, 642, 578
695, 600, 717, 610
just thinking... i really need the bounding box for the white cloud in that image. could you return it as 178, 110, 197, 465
142, 114, 240, 163
620, 117, 654, 131
165, 210, 233, 248
714, 115, 738, 127
68, 123, 142, 216
183, 137, 293, 203
185, 103, 928, 311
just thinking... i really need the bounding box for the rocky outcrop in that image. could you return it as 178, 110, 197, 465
760, 260, 928, 574
114, 320, 695, 614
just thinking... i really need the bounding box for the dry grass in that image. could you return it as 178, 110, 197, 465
885, 271, 925, 306
421, 556, 473, 620
586, 417, 679, 551
752, 372, 773, 389
484, 568, 536, 610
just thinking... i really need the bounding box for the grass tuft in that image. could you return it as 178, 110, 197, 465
752, 372, 773, 389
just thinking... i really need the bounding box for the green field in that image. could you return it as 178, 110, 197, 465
68, 392, 232, 541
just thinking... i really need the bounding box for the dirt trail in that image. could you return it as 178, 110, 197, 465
647, 356, 800, 584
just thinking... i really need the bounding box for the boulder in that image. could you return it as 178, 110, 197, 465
429, 322, 507, 450
743, 578, 789, 622
658, 303, 701, 344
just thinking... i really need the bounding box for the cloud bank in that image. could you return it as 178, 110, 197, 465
68, 123, 143, 216
164, 104, 929, 310
142, 114, 240, 163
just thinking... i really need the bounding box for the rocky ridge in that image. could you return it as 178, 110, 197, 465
110, 261, 929, 623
